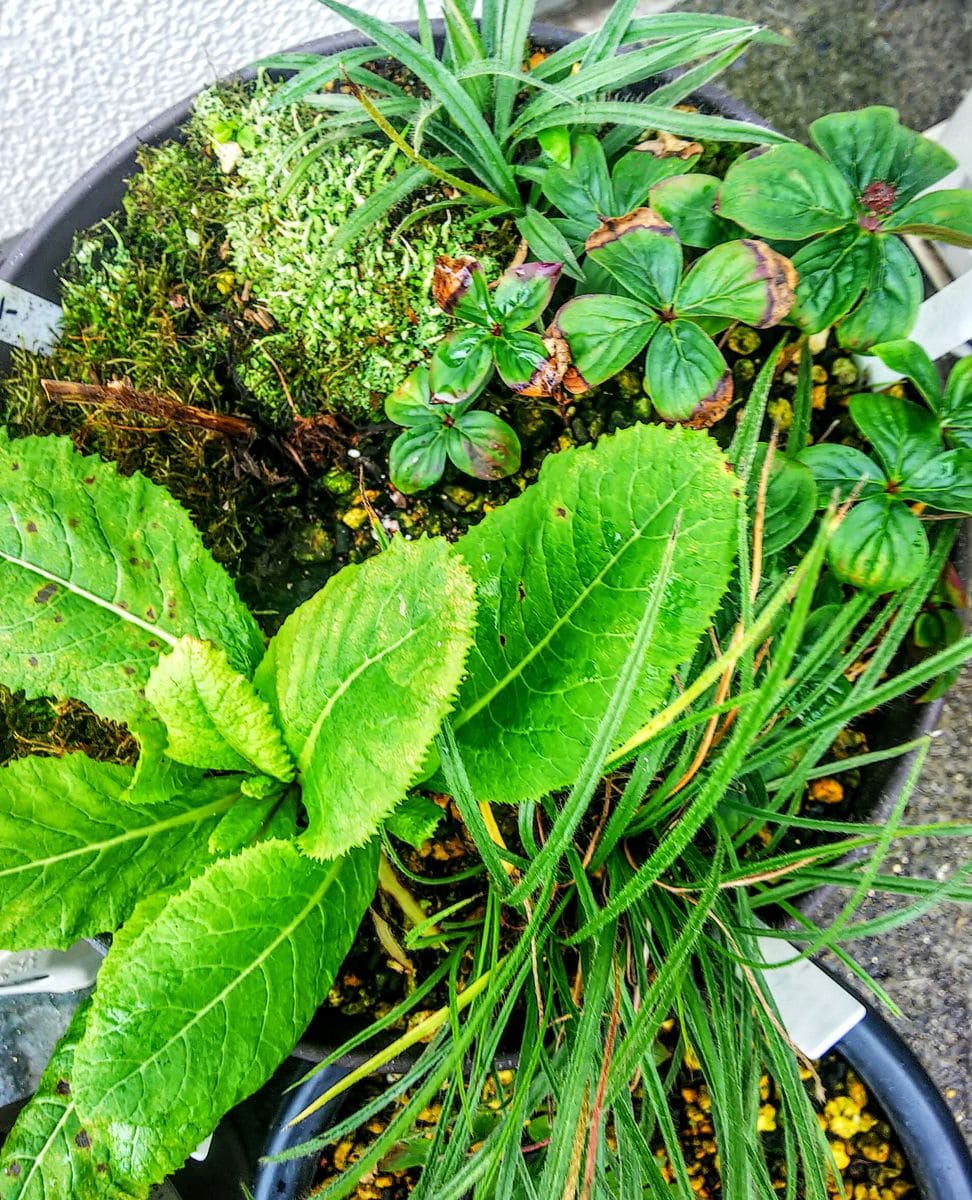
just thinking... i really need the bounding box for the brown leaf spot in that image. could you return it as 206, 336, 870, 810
53, 612, 64, 623
75, 1130, 91, 1149
34, 583, 57, 604
25, 521, 38, 534
499, 633, 507, 648
555, 506, 568, 519
517, 581, 526, 602
27, 656, 39, 667
5, 1162, 22, 1177
145, 607, 156, 620
83, 476, 95, 485
680, 372, 734, 430
633, 131, 703, 159
123, 666, 136, 676
510, 335, 571, 398
743, 240, 798, 327
585, 207, 676, 253
563, 365, 592, 395
55, 1078, 71, 1096
68, 517, 80, 529
432, 254, 481, 315
148, 639, 159, 649
9, 461, 19, 471
96, 1163, 108, 1174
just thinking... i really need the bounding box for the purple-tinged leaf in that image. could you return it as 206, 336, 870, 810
493, 262, 563, 332
675, 238, 797, 327
432, 254, 492, 325
448, 411, 521, 480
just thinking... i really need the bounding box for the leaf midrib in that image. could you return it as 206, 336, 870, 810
0, 546, 179, 648
0, 790, 236, 879
452, 463, 705, 732
10, 1100, 75, 1196
91, 854, 345, 1112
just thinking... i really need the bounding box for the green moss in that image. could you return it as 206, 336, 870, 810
213, 80, 517, 424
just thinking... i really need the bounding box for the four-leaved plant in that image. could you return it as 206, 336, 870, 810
718, 106, 972, 349
799, 385, 972, 591
0, 419, 740, 1197
553, 208, 797, 423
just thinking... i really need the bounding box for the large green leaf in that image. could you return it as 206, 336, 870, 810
145, 637, 295, 779
885, 189, 972, 249
0, 754, 236, 949
827, 497, 928, 591
790, 226, 873, 333
941, 358, 972, 449
0, 434, 263, 731
0, 1003, 147, 1200
645, 319, 730, 423
586, 213, 683, 308
255, 537, 476, 858
553, 294, 658, 388
849, 393, 942, 479
718, 144, 856, 239
72, 839, 378, 1188
674, 239, 796, 327
450, 423, 739, 801
836, 235, 922, 350
539, 134, 614, 234
899, 449, 972, 514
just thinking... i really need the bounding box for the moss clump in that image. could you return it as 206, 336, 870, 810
208, 79, 516, 424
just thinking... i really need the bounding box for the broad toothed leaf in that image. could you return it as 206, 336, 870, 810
0, 754, 236, 949
0, 1003, 148, 1200
674, 239, 796, 327
448, 411, 521, 480
645, 319, 731, 424
255, 537, 476, 858
386, 793, 444, 849
719, 144, 855, 239
493, 262, 562, 332
72, 839, 379, 1187
451, 423, 739, 802
554, 294, 658, 389
0, 434, 263, 731
145, 637, 294, 779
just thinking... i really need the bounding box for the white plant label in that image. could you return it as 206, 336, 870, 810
0, 280, 62, 355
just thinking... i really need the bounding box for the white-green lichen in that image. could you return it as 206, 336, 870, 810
197, 81, 514, 424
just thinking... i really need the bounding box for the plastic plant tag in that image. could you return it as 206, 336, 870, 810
756, 933, 866, 1058
0, 280, 62, 355
0, 941, 103, 995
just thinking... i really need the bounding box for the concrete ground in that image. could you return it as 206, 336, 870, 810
2, 0, 970, 1149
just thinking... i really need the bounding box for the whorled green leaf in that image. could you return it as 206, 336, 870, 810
941, 357, 972, 449
207, 782, 294, 855
798, 443, 886, 507
649, 173, 737, 248
586, 211, 683, 308
849, 393, 942, 479
0, 754, 237, 949
645, 319, 730, 423
867, 339, 943, 408
0, 1003, 148, 1200
885, 189, 972, 249
429, 330, 494, 403
790, 226, 873, 333
493, 329, 550, 389
389, 425, 449, 494
747, 444, 817, 554
145, 637, 294, 779
553, 294, 657, 389
836, 235, 922, 350
493, 262, 562, 331
450, 422, 739, 802
0, 434, 263, 732
539, 134, 614, 236
674, 239, 797, 327
386, 792, 444, 849
611, 147, 696, 216
718, 144, 855, 240
827, 497, 928, 591
899, 449, 972, 514
448, 411, 521, 480
72, 838, 379, 1188
255, 536, 476, 858
386, 364, 438, 427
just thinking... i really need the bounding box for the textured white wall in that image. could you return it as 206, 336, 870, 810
0, 0, 450, 242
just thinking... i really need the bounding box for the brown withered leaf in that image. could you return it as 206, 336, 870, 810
743, 240, 799, 327
585, 207, 676, 253
679, 372, 734, 430
634, 131, 704, 159
510, 334, 571, 398
433, 254, 481, 315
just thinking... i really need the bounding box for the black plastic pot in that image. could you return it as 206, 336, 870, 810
261, 997, 972, 1200
0, 17, 966, 1200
